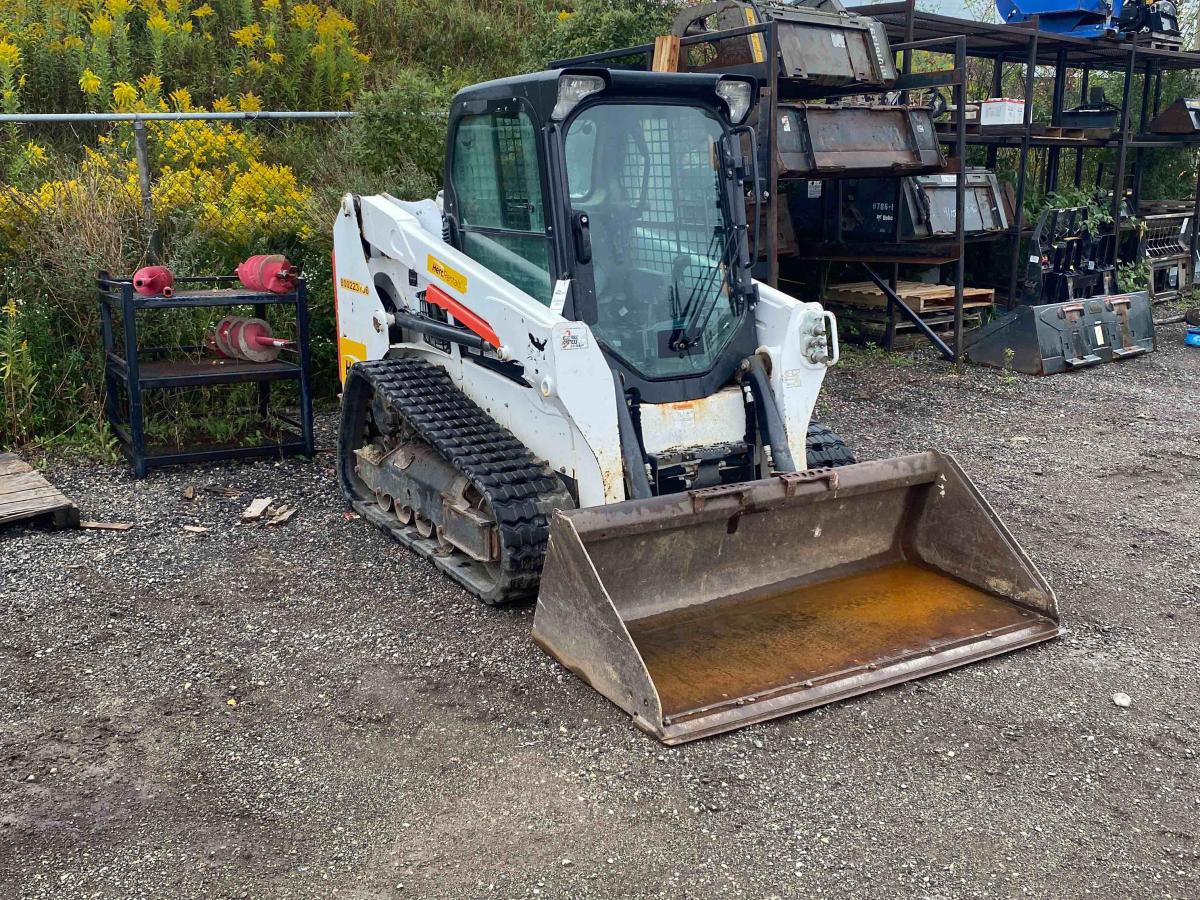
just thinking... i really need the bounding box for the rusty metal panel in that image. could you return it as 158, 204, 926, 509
532, 452, 1060, 744
1149, 98, 1200, 134
672, 1, 896, 92
776, 105, 944, 179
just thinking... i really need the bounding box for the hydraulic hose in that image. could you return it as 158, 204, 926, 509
742, 354, 798, 474
613, 373, 653, 500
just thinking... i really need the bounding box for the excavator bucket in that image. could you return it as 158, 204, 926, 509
532, 452, 1059, 744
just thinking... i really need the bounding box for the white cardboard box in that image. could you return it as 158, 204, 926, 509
980, 98, 1025, 126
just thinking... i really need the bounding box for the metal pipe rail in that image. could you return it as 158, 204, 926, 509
0, 111, 355, 123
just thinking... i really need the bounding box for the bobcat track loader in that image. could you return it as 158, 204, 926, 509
333, 68, 1060, 743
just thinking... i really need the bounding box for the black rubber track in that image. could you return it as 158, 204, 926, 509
338, 357, 574, 605
805, 422, 857, 469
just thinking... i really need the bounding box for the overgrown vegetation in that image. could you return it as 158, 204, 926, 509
0, 0, 678, 451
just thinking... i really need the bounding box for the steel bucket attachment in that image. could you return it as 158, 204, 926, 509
532, 452, 1059, 744
967, 292, 1155, 376
775, 104, 944, 179
786, 169, 1008, 244
672, 1, 897, 92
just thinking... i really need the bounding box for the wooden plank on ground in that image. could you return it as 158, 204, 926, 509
825, 281, 995, 313
652, 35, 680, 72
0, 453, 80, 529
0, 455, 29, 478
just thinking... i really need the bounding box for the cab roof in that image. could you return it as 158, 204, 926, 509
449, 67, 755, 124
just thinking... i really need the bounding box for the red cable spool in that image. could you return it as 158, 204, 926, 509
209, 316, 291, 363
212, 315, 239, 357
132, 266, 174, 297
236, 254, 298, 294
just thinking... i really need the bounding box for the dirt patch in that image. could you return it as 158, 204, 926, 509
1, 324, 1198, 898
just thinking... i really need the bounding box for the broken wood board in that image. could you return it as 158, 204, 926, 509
652, 34, 680, 72
824, 281, 995, 314
0, 453, 80, 529
242, 497, 274, 521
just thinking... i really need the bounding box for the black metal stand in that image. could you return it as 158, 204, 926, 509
99, 273, 315, 477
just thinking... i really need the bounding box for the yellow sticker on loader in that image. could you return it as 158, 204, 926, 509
427, 254, 468, 293
338, 276, 370, 295
338, 335, 367, 384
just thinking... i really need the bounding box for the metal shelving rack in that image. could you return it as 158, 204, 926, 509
99, 273, 315, 477
852, 1, 1200, 307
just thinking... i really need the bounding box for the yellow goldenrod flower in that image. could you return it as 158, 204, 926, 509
290, 2, 319, 29
558, 9, 571, 20
78, 68, 102, 94
106, 0, 132, 18
230, 22, 260, 48
237, 91, 262, 112
168, 86, 192, 110
212, 95, 234, 112
315, 8, 354, 39
111, 81, 138, 108
263, 34, 275, 49
262, 0, 280, 10
191, 2, 214, 17
146, 12, 171, 35
90, 15, 114, 38
138, 73, 162, 95
24, 142, 47, 164
309, 42, 325, 57
0, 41, 21, 71
268, 51, 283, 64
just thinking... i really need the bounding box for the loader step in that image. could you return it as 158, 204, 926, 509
338, 357, 573, 604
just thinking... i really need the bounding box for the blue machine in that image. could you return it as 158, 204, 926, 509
994, 0, 1179, 39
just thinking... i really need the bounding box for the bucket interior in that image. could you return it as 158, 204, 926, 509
625, 560, 1045, 724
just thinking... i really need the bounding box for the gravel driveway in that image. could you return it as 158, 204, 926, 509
2, 323, 1198, 899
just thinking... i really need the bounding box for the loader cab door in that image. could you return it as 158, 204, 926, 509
561, 100, 756, 403
445, 99, 557, 306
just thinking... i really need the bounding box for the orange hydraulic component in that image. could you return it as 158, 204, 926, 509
424, 283, 500, 348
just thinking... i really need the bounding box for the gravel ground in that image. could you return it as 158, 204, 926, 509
2, 323, 1198, 900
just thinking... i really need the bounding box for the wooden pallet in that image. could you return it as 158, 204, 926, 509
1029, 123, 1088, 140
1133, 32, 1182, 52
0, 453, 79, 529
825, 281, 995, 313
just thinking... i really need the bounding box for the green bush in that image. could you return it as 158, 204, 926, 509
351, 70, 456, 188
538, 0, 682, 67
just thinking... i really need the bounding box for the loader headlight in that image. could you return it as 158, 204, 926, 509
716, 78, 753, 125
552, 74, 605, 120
